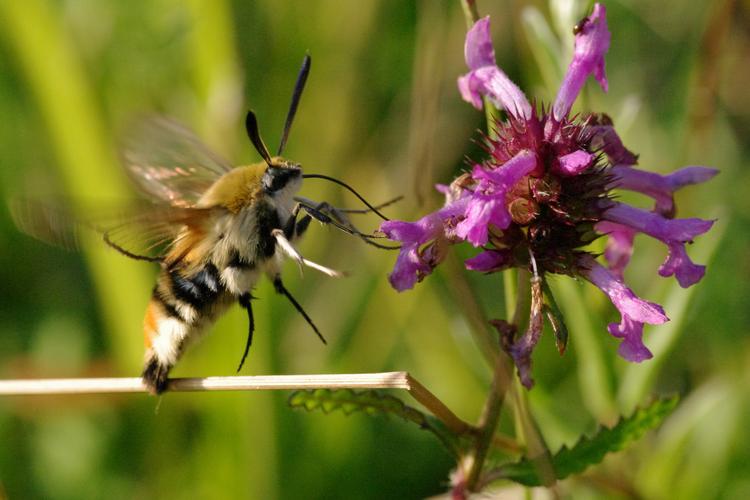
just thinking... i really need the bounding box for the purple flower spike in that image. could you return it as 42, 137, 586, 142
659, 242, 706, 288
596, 221, 636, 280
380, 4, 716, 386
458, 17, 532, 119
553, 4, 611, 121
611, 165, 719, 217
465, 249, 512, 272
603, 202, 714, 243
556, 149, 594, 176
580, 256, 669, 326
608, 317, 653, 362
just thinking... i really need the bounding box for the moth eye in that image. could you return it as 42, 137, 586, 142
263, 166, 301, 193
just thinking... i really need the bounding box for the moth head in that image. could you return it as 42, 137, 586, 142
262, 158, 302, 196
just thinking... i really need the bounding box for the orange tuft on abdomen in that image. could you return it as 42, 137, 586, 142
143, 300, 160, 348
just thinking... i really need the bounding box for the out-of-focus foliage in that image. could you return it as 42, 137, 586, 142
0, 1, 747, 498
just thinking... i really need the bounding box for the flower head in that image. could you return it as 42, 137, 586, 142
381, 4, 716, 387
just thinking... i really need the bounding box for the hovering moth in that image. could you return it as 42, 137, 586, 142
13, 56, 395, 394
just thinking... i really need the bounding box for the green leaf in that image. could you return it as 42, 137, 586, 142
288, 389, 465, 456
490, 395, 679, 486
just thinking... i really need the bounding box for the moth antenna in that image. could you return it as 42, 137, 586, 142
302, 174, 390, 221
278, 54, 311, 156
245, 111, 273, 166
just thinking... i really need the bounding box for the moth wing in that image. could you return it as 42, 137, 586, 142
10, 198, 215, 260
122, 117, 232, 207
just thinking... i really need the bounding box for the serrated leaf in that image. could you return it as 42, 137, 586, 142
288, 388, 465, 456
289, 389, 427, 423
491, 395, 679, 486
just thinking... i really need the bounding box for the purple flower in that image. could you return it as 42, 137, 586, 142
465, 249, 512, 273
457, 16, 532, 119
580, 255, 667, 362
596, 221, 636, 281
602, 202, 714, 288
658, 242, 706, 288
588, 120, 639, 165
454, 151, 537, 246
381, 4, 716, 386
555, 150, 594, 176
381, 198, 468, 291
608, 317, 653, 362
580, 256, 668, 326
553, 3, 610, 121
610, 165, 718, 217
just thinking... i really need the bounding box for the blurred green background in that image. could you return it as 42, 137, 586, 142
0, 1, 748, 498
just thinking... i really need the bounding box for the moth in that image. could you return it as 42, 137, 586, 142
13, 55, 395, 394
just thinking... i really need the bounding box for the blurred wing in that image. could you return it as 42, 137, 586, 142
122, 118, 232, 207
10, 198, 214, 261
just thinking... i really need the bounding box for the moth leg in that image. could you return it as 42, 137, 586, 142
282, 203, 313, 240
236, 292, 255, 373
296, 201, 398, 250
270, 228, 344, 278
272, 275, 326, 345
294, 214, 312, 239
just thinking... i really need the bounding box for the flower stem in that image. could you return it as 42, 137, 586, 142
465, 352, 513, 489
460, 0, 480, 30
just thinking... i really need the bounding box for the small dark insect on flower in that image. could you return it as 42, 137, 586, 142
13, 56, 393, 394
380, 4, 717, 387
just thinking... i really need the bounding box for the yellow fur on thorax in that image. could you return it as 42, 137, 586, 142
198, 163, 267, 213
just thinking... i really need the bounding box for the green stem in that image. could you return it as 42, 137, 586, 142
465, 353, 513, 489
460, 0, 480, 30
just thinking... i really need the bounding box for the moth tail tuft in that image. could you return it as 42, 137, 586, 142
142, 353, 171, 395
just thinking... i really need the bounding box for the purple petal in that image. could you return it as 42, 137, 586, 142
380, 217, 440, 246
465, 249, 512, 272
611, 165, 719, 217
455, 152, 537, 246
381, 214, 443, 291
380, 198, 471, 291
596, 221, 636, 280
458, 67, 532, 119
455, 195, 507, 246
607, 317, 653, 362
553, 3, 611, 120
580, 255, 668, 325
387, 245, 429, 291
473, 150, 538, 186
464, 16, 495, 70
603, 202, 714, 243
658, 242, 706, 288
555, 149, 594, 176
589, 125, 638, 165
458, 18, 532, 119
457, 72, 485, 109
